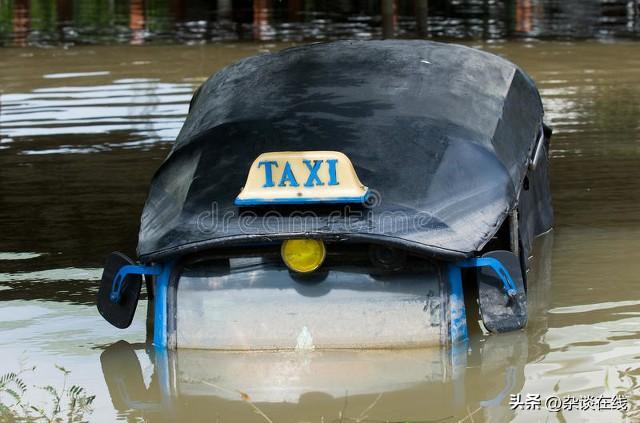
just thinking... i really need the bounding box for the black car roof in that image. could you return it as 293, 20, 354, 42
138, 40, 544, 261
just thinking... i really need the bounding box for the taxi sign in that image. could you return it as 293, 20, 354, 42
235, 151, 369, 206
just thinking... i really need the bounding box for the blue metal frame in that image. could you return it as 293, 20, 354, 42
110, 264, 163, 303
446, 264, 468, 344
152, 262, 175, 349
454, 257, 518, 298
139, 257, 516, 349
107, 261, 174, 349
446, 256, 520, 345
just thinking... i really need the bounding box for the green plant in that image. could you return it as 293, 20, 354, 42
0, 365, 95, 422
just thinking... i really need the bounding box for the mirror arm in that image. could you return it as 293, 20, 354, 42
454, 257, 518, 299
110, 264, 163, 303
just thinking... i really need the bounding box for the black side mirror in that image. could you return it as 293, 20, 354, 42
97, 252, 143, 329
476, 250, 527, 333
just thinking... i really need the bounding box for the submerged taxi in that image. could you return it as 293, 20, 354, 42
97, 40, 553, 349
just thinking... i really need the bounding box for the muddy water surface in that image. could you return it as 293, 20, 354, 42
1, 41, 640, 422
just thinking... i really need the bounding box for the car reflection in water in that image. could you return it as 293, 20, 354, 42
100, 234, 552, 422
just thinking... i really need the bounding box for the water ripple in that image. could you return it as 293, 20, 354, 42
1, 80, 193, 152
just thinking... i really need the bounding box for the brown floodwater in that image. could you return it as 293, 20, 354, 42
1, 40, 639, 422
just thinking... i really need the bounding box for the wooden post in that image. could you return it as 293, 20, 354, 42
504, 0, 515, 37
381, 0, 396, 38
253, 0, 271, 40
218, 0, 232, 21
56, 0, 72, 24
12, 0, 29, 47
130, 0, 145, 45
416, 0, 428, 36
516, 0, 533, 34
169, 0, 185, 23
288, 0, 303, 22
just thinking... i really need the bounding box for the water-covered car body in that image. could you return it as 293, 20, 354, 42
97, 40, 553, 349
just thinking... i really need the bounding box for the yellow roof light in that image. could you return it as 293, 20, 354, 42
281, 239, 326, 273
